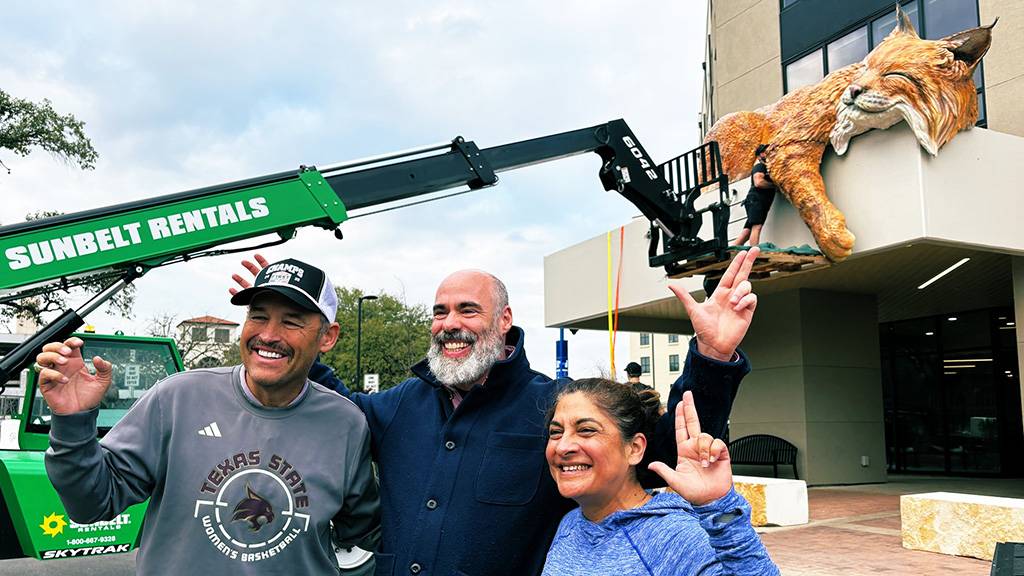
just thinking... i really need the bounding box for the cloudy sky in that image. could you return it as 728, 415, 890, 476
1, 1, 708, 379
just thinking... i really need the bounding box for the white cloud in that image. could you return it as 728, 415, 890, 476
2, 0, 707, 379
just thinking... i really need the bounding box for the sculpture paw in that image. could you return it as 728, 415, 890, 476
818, 227, 856, 262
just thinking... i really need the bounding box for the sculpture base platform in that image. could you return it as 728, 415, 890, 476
667, 245, 829, 282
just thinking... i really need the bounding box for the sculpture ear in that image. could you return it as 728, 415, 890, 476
942, 19, 997, 69
893, 4, 919, 38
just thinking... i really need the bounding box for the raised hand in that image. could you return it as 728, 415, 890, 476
35, 337, 113, 416
647, 390, 732, 506
228, 253, 270, 296
669, 247, 760, 361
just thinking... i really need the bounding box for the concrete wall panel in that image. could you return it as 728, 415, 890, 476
922, 126, 1024, 253
978, 0, 1024, 90
804, 421, 887, 484
983, 76, 1024, 140
714, 56, 784, 120
799, 290, 880, 370
715, 0, 781, 88
731, 366, 807, 424
803, 366, 884, 424
742, 290, 804, 369
715, 0, 763, 27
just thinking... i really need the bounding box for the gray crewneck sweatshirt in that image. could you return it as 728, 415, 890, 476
45, 365, 379, 575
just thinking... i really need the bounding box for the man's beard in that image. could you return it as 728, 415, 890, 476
427, 325, 505, 389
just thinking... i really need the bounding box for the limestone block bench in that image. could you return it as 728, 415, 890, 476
732, 475, 808, 527
901, 492, 1024, 561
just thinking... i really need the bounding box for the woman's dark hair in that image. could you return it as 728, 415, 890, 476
545, 378, 662, 483
755, 143, 769, 156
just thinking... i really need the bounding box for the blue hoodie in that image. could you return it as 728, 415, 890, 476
542, 489, 780, 576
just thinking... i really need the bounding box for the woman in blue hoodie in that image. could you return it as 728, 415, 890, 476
543, 379, 779, 576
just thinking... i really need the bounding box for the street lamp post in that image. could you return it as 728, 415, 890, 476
356, 295, 378, 390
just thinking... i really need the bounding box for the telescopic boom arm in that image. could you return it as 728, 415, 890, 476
0, 119, 729, 382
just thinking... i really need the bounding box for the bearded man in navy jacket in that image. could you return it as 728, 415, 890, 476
232, 248, 761, 576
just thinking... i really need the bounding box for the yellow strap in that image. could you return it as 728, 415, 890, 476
606, 231, 615, 374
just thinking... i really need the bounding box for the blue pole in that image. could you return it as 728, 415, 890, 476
555, 328, 569, 379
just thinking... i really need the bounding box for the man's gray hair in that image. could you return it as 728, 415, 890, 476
489, 274, 509, 315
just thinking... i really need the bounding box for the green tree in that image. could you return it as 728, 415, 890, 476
222, 342, 241, 366
320, 287, 431, 392
1, 211, 135, 327
0, 89, 98, 174
1, 91, 105, 327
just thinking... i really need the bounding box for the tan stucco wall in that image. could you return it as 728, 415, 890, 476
984, 76, 1024, 137
980, 0, 1024, 137
715, 57, 784, 119
709, 0, 782, 122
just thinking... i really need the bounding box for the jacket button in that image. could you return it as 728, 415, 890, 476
426, 499, 438, 510
410, 563, 422, 574
445, 440, 456, 450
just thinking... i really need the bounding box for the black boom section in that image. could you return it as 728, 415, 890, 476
323, 120, 686, 242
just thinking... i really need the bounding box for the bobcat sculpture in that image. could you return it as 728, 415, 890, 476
704, 7, 994, 262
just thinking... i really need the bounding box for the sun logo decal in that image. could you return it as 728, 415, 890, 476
39, 513, 67, 538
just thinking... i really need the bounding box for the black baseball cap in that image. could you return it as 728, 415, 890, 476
230, 258, 337, 320
625, 362, 642, 377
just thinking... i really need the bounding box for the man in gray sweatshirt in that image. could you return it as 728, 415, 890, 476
36, 258, 380, 575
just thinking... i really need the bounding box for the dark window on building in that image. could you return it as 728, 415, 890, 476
191, 326, 208, 342
923, 0, 976, 39
827, 26, 868, 72
640, 333, 651, 346
668, 334, 680, 344
782, 0, 984, 127
640, 357, 651, 374
782, 0, 800, 8
214, 328, 231, 343
669, 354, 680, 372
871, 2, 920, 48
785, 50, 823, 92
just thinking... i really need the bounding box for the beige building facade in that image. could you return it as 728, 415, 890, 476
546, 0, 1024, 484
627, 332, 693, 401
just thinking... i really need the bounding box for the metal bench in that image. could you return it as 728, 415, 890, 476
728, 434, 799, 479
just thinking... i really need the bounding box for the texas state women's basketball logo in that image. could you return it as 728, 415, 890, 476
193, 449, 311, 562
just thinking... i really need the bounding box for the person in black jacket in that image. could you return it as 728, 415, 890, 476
624, 361, 652, 393
230, 247, 762, 576
733, 144, 776, 248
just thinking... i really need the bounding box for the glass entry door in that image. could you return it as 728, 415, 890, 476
881, 308, 1022, 475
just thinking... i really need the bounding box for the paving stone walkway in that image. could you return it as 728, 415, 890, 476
756, 475, 1024, 576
